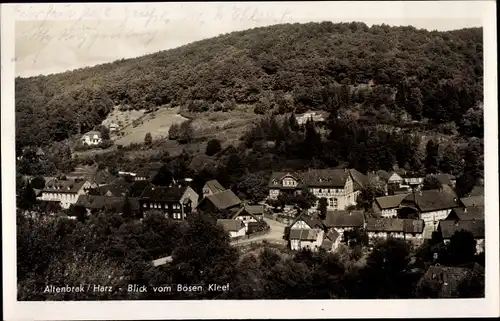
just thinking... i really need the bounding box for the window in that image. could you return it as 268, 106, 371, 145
319, 189, 322, 193
329, 198, 334, 207
143, 203, 147, 208
333, 198, 338, 209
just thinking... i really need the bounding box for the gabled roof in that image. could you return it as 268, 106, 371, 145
75, 195, 140, 211
432, 174, 454, 186
366, 218, 424, 233
268, 168, 367, 189
418, 265, 473, 298
203, 179, 226, 194
232, 204, 265, 219
439, 220, 485, 239
217, 219, 245, 232
375, 194, 410, 209
82, 130, 101, 137
448, 207, 484, 221
289, 212, 325, 230
325, 229, 340, 242
468, 186, 484, 197
323, 210, 365, 228
289, 228, 321, 241
203, 189, 242, 210
402, 186, 460, 212
43, 179, 87, 194
460, 195, 484, 208
140, 186, 186, 202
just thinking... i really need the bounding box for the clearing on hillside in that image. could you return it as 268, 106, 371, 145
113, 107, 188, 146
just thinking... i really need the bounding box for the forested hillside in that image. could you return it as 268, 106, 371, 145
15, 22, 483, 150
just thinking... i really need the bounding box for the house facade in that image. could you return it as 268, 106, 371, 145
365, 218, 424, 245
322, 210, 365, 238
139, 186, 199, 220
287, 213, 326, 251
81, 131, 102, 146
268, 168, 367, 211
231, 204, 265, 232
38, 179, 93, 209
217, 219, 246, 238
372, 194, 409, 218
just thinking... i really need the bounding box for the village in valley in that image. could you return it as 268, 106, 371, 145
15, 21, 485, 300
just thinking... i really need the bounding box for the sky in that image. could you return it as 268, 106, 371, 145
13, 2, 484, 78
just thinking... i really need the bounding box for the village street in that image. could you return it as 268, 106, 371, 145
231, 217, 287, 246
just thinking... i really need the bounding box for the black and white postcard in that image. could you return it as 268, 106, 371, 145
2, 1, 499, 319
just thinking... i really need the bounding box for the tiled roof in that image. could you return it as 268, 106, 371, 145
460, 196, 484, 208
268, 168, 367, 189
323, 210, 365, 228
366, 218, 424, 233
375, 194, 410, 209
439, 220, 485, 239
232, 204, 265, 219
289, 212, 325, 230
204, 179, 226, 193
82, 130, 101, 137
403, 186, 461, 212
75, 195, 140, 211
43, 179, 87, 194
468, 186, 484, 197
325, 229, 340, 242
289, 228, 321, 241
217, 219, 245, 232
140, 186, 186, 202
205, 189, 242, 210
432, 174, 454, 186
418, 265, 472, 298
449, 207, 484, 221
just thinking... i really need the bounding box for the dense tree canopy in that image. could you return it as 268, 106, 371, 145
16, 22, 482, 151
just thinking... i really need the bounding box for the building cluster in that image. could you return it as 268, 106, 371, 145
30, 164, 265, 240
267, 168, 484, 253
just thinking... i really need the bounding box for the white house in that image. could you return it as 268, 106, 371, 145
289, 228, 325, 251
296, 111, 325, 125
398, 186, 462, 239
231, 204, 265, 232
365, 218, 424, 245
217, 219, 246, 239
38, 179, 93, 209
372, 194, 410, 217
81, 130, 102, 146
268, 168, 367, 211
321, 210, 365, 237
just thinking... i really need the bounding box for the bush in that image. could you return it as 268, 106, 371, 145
99, 140, 114, 149
205, 138, 222, 156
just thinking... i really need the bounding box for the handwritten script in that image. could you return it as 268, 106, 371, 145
15, 3, 294, 67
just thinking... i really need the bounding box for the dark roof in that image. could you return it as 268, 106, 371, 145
432, 174, 454, 186
468, 186, 484, 197
365, 218, 424, 233
140, 186, 186, 202
43, 179, 87, 194
204, 179, 226, 193
75, 195, 140, 211
460, 196, 484, 208
323, 210, 365, 228
448, 207, 484, 221
268, 168, 367, 189
289, 228, 321, 241
95, 184, 128, 197
325, 229, 340, 242
204, 189, 242, 210
83, 130, 101, 137
289, 211, 325, 230
217, 219, 245, 232
418, 265, 473, 298
402, 186, 460, 212
439, 220, 485, 239
136, 167, 160, 178
232, 204, 265, 219
375, 194, 410, 209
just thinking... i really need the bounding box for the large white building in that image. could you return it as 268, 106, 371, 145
268, 168, 367, 211
38, 179, 94, 209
